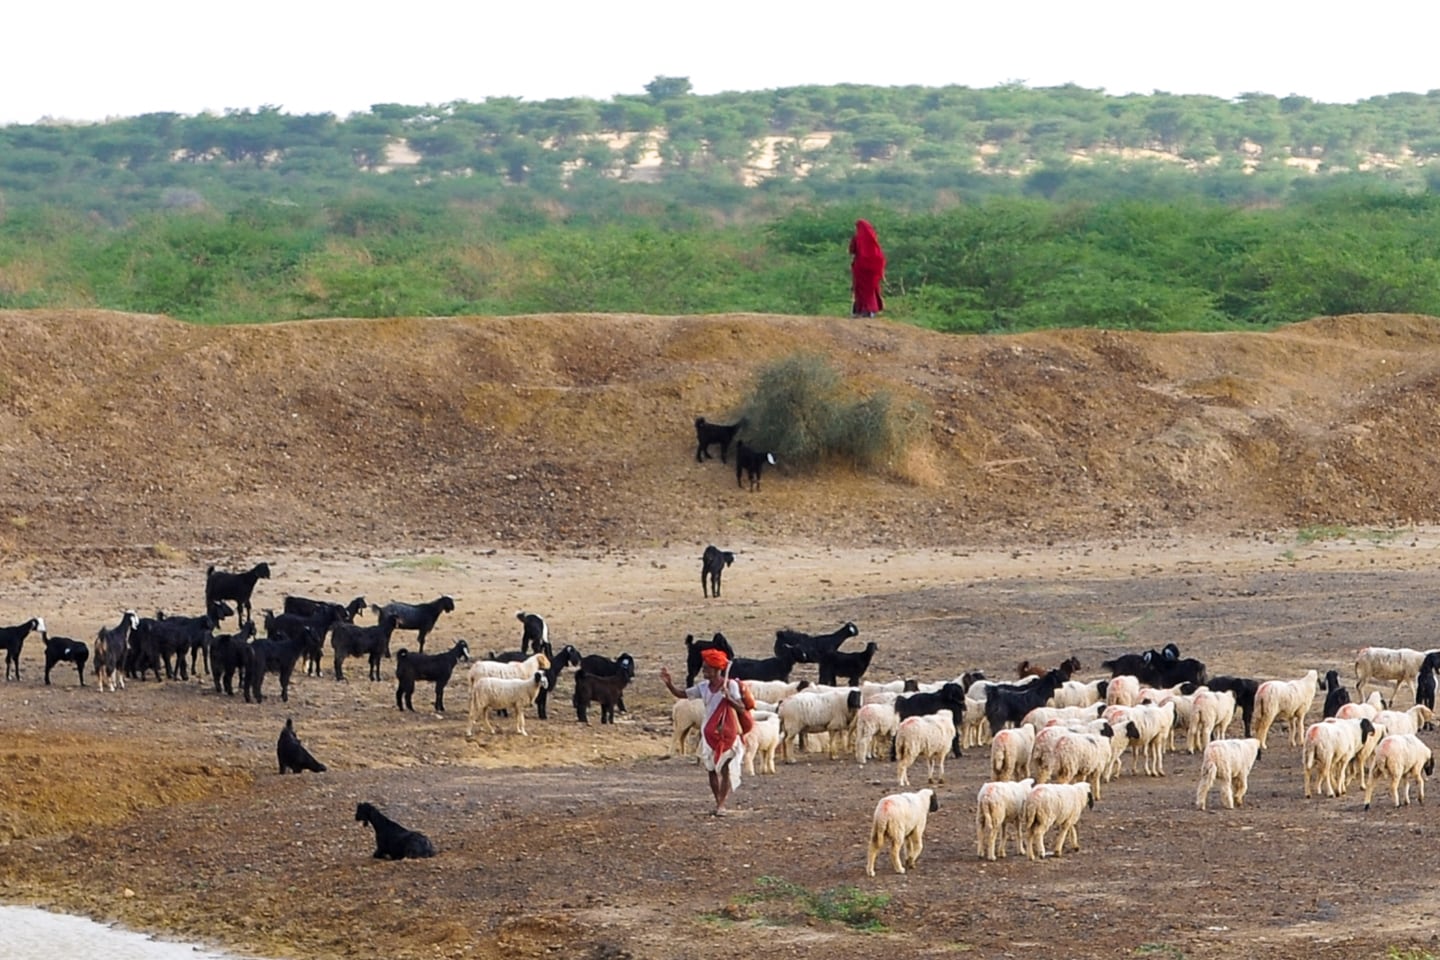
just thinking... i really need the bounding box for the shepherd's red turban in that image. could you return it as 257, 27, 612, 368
700, 648, 730, 670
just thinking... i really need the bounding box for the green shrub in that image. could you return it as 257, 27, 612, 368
738, 354, 929, 475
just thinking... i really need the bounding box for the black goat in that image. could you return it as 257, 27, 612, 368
143, 606, 223, 681
1, 617, 44, 681
210, 622, 259, 700
775, 621, 860, 663
535, 643, 582, 720
1207, 675, 1261, 738
574, 669, 631, 724
332, 613, 399, 681
395, 640, 471, 712
187, 600, 237, 677
268, 606, 349, 680
729, 643, 803, 683
818, 641, 879, 686
284, 595, 366, 677
577, 652, 635, 714
985, 669, 1068, 736
684, 632, 736, 687
1322, 668, 1352, 719
695, 415, 747, 464
43, 635, 88, 686
251, 625, 323, 703
1018, 655, 1082, 679
94, 610, 138, 692
701, 545, 735, 598
735, 441, 776, 491
355, 802, 435, 860
372, 595, 454, 653
516, 610, 549, 656
893, 683, 968, 759
277, 718, 327, 774
1418, 652, 1440, 718
205, 562, 271, 625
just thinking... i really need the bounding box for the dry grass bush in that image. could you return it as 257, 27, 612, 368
739, 353, 931, 479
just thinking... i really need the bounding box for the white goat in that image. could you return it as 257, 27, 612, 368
975, 777, 1034, 861
1364, 733, 1435, 810
865, 788, 938, 876
1195, 737, 1262, 810
895, 713, 957, 787
465, 672, 549, 738
1021, 781, 1092, 860
1252, 669, 1320, 749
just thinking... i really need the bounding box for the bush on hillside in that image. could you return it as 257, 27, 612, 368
738, 354, 930, 478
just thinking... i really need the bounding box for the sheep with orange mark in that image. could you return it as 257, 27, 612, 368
1188, 688, 1237, 752
865, 788, 938, 876
1195, 737, 1262, 810
975, 777, 1034, 861
1302, 717, 1378, 799
1364, 733, 1435, 810
895, 712, 957, 787
1252, 669, 1320, 749
989, 724, 1037, 781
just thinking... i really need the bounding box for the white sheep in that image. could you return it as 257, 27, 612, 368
1364, 733, 1435, 810
1050, 678, 1107, 709
743, 678, 809, 703
465, 672, 549, 738
671, 698, 705, 760
1023, 705, 1105, 729
895, 712, 957, 787
1302, 717, 1378, 798
1030, 725, 1115, 799
1336, 690, 1388, 722
1105, 674, 1142, 706
853, 701, 901, 765
1252, 669, 1320, 749
1124, 701, 1178, 776
1373, 704, 1434, 737
989, 725, 1036, 781
860, 678, 912, 704
1188, 688, 1237, 752
1195, 737, 1262, 810
743, 711, 781, 776
1355, 646, 1436, 704
865, 788, 938, 876
466, 650, 552, 682
961, 693, 991, 748
975, 777, 1034, 861
1021, 781, 1093, 860
778, 687, 863, 762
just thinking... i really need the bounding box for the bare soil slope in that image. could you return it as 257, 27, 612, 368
4, 310, 1440, 960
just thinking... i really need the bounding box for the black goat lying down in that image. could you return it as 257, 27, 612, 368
356, 802, 435, 860
695, 415, 747, 464
43, 635, 88, 686
277, 719, 327, 774
395, 640, 471, 713
701, 545, 735, 598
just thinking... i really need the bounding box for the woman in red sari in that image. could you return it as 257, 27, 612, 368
849, 219, 886, 317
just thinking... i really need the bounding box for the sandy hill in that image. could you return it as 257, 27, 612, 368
2, 309, 1439, 573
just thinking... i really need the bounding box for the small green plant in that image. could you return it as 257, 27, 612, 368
730, 875, 890, 931
382, 555, 458, 572
1296, 523, 1351, 544
1135, 945, 1185, 959
1386, 949, 1438, 960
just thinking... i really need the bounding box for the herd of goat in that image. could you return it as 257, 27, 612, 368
6, 555, 1440, 874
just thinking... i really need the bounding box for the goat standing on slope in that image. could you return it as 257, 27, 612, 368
695, 416, 748, 464
734, 441, 776, 491
701, 545, 735, 598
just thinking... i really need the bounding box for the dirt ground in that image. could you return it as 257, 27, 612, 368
4, 309, 1440, 959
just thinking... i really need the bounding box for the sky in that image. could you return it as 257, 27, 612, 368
6, 2, 1439, 125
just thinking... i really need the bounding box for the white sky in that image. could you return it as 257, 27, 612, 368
6, 2, 1440, 125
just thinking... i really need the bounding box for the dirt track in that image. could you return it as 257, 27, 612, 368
4, 310, 1440, 959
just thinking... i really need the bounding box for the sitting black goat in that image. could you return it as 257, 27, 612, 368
695, 415, 747, 464
43, 634, 88, 686
395, 640, 471, 712
277, 718, 327, 774
355, 802, 435, 860
701, 545, 735, 598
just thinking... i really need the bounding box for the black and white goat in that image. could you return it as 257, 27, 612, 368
205, 562, 271, 625
1, 617, 44, 681
355, 802, 435, 860
94, 610, 138, 692
395, 640, 471, 713
735, 441, 776, 491
43, 635, 88, 686
516, 610, 549, 656
277, 718, 327, 774
695, 415, 747, 464
701, 545, 735, 598
372, 595, 454, 653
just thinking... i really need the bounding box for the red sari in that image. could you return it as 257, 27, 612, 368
849, 219, 886, 316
